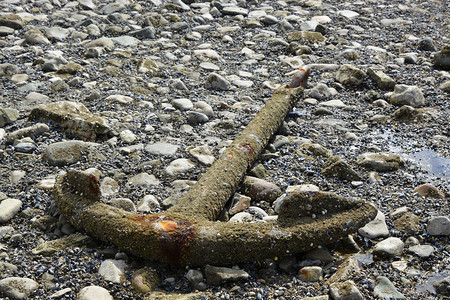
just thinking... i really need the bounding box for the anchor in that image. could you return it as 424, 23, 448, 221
54, 66, 377, 266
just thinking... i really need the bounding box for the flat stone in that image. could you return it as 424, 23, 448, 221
106, 94, 134, 104
145, 142, 179, 156
367, 68, 396, 90
99, 259, 128, 283
374, 276, 405, 299
427, 216, 450, 236
128, 173, 160, 187
32, 234, 91, 256
413, 183, 445, 199
0, 14, 24, 29
78, 286, 113, 300
391, 84, 425, 107
205, 265, 250, 285
172, 98, 193, 111
336, 64, 366, 85
0, 198, 22, 223
137, 195, 159, 212
44, 140, 86, 166
373, 237, 404, 257
329, 280, 364, 300
338, 10, 359, 19
188, 145, 215, 166
24, 29, 50, 44
298, 266, 323, 282
322, 155, 362, 181
205, 72, 230, 90
119, 130, 136, 144
358, 210, 389, 239
222, 6, 248, 16
0, 277, 39, 299
356, 152, 404, 172
286, 31, 325, 43
165, 158, 195, 176
241, 176, 282, 203
29, 101, 111, 140
408, 245, 434, 258
433, 44, 450, 70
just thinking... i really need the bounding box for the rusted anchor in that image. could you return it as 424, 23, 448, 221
54, 67, 377, 266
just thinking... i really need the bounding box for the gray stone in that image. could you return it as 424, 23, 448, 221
44, 141, 86, 166
298, 266, 323, 282
367, 68, 396, 90
49, 287, 72, 299
356, 152, 404, 172
0, 107, 19, 127
10, 170, 25, 185
358, 210, 389, 239
427, 216, 450, 236
172, 98, 193, 111
98, 259, 128, 283
145, 142, 179, 156
187, 111, 209, 125
0, 226, 14, 238
241, 176, 282, 204
128, 173, 160, 187
222, 6, 248, 16
408, 245, 434, 258
24, 29, 50, 44
85, 37, 114, 48
45, 27, 70, 41
433, 276, 450, 297
119, 130, 136, 144
286, 31, 325, 43
109, 198, 136, 212
100, 3, 125, 14
32, 234, 91, 256
106, 94, 134, 104
0, 277, 39, 299
137, 195, 159, 212
439, 81, 450, 93
129, 27, 155, 39
0, 198, 22, 223
205, 265, 250, 285
229, 212, 253, 223
188, 145, 215, 166
205, 72, 230, 90
322, 155, 362, 181
373, 237, 404, 257
0, 63, 19, 77
194, 101, 214, 118
433, 44, 450, 70
308, 83, 333, 100
0, 14, 24, 29
329, 280, 364, 300
374, 276, 405, 299
29, 101, 111, 140
165, 158, 195, 176
336, 65, 366, 85
78, 286, 113, 300
186, 269, 203, 288
390, 84, 425, 107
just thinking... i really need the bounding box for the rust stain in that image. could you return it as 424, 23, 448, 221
87, 174, 101, 199
129, 215, 196, 265
238, 143, 255, 157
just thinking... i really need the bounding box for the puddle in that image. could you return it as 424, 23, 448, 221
403, 150, 450, 179
415, 272, 449, 294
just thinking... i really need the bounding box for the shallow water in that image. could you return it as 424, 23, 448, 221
404, 150, 450, 179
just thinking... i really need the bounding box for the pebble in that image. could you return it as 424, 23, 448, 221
335, 64, 366, 85
205, 72, 230, 90
137, 195, 159, 212
242, 176, 282, 203
413, 183, 445, 199
188, 145, 215, 166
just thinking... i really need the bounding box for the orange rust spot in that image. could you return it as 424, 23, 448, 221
129, 215, 196, 265
238, 143, 255, 157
